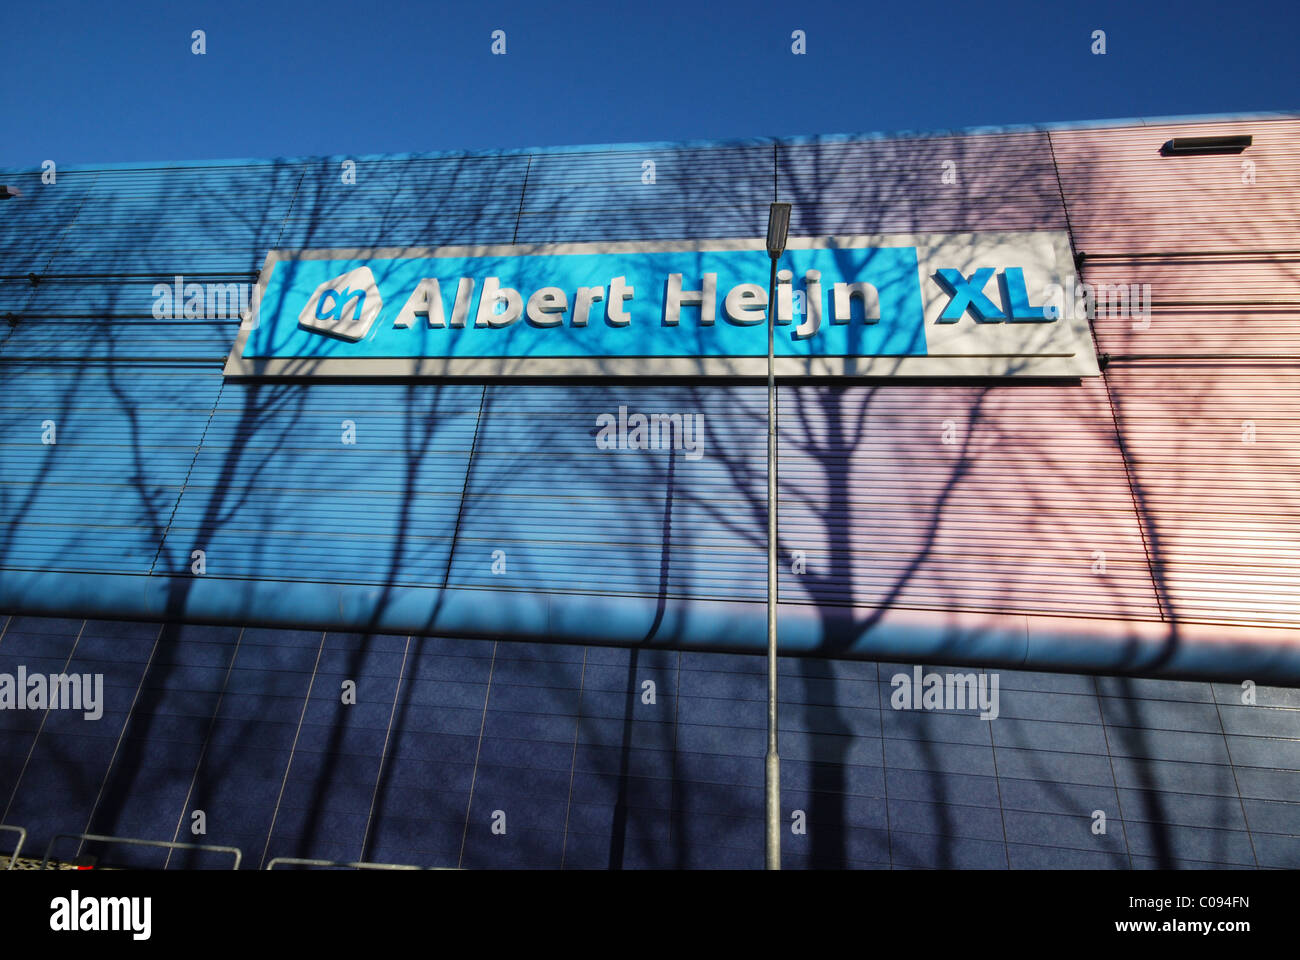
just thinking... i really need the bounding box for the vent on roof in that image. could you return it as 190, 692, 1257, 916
1160, 135, 1252, 156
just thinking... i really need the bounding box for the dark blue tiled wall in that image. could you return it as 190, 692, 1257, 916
3, 613, 1297, 869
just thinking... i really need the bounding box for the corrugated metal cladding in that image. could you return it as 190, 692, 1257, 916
1, 115, 1299, 869
1050, 119, 1300, 633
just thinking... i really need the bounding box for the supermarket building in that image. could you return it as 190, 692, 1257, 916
0, 112, 1298, 869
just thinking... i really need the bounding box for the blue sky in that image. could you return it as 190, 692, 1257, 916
2, 0, 1297, 167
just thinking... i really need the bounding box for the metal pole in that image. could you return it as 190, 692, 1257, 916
765, 254, 780, 870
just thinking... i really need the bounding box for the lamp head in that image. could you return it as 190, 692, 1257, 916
766, 202, 791, 258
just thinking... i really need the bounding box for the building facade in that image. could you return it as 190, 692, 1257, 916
0, 113, 1297, 869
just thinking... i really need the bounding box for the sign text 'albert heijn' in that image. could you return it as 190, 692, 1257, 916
224, 233, 1099, 378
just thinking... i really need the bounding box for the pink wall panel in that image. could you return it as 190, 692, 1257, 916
1100, 361, 1300, 627
1050, 118, 1300, 254
1046, 119, 1299, 629
777, 378, 1163, 621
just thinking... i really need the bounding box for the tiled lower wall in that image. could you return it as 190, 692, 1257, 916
0, 613, 1296, 869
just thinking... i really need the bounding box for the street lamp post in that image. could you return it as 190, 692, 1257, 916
764, 201, 791, 871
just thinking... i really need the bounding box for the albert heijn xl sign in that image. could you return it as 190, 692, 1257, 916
223, 232, 1100, 378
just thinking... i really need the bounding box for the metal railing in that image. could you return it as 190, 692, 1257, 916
0, 824, 26, 868
42, 833, 242, 870
266, 856, 454, 871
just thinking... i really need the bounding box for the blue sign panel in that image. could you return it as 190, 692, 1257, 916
225, 233, 1098, 378
243, 247, 925, 359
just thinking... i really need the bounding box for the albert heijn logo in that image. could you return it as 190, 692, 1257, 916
292, 262, 1058, 342
933, 267, 1052, 323
298, 266, 384, 340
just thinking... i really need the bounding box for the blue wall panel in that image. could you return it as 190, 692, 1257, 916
0, 170, 101, 276
154, 382, 482, 585
42, 164, 296, 275
0, 366, 223, 575
276, 156, 529, 250
515, 144, 774, 243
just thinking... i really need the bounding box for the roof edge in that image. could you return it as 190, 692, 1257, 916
3, 109, 1297, 177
